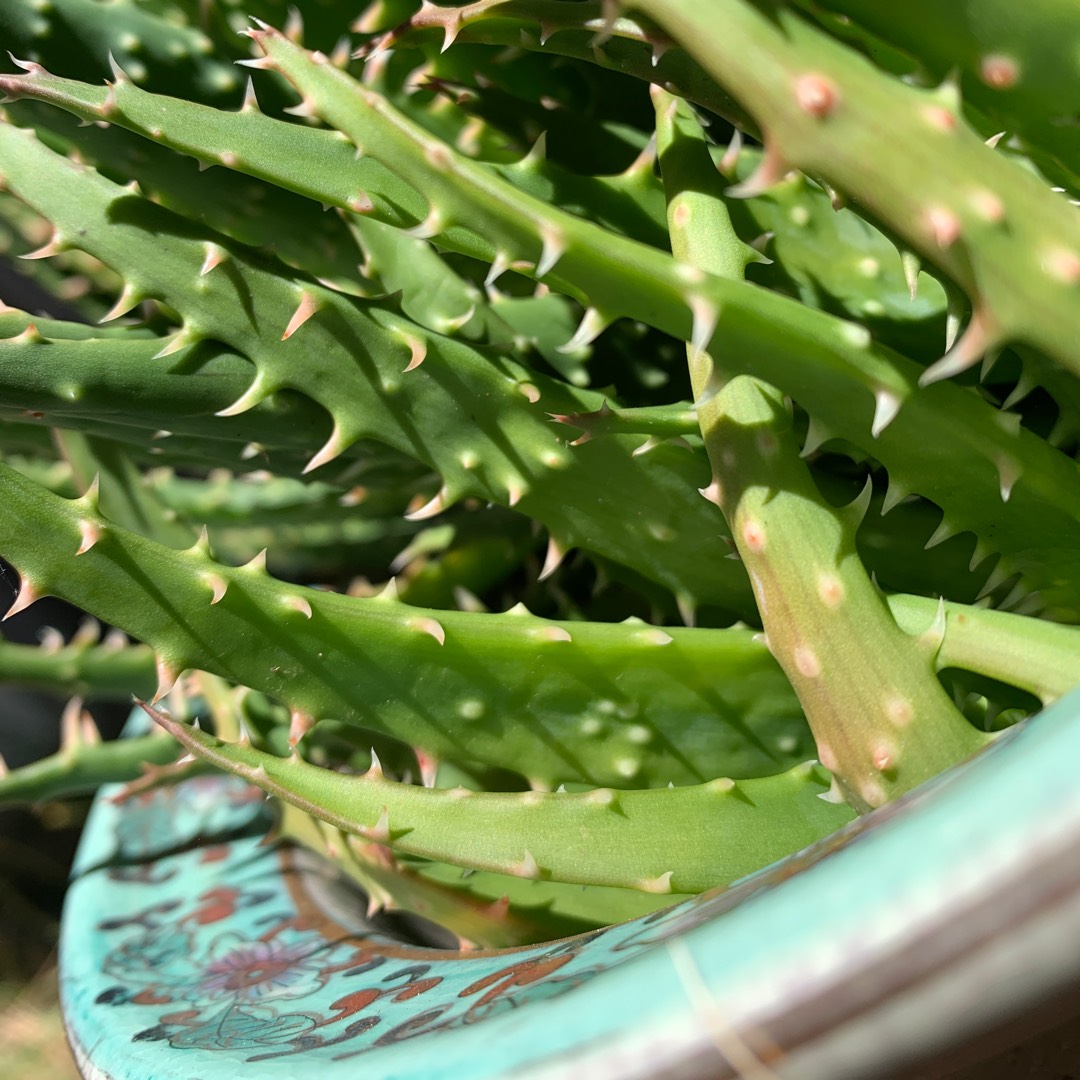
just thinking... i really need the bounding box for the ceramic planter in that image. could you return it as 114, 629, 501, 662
61, 689, 1080, 1079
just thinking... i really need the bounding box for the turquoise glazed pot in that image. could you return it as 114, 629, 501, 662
61, 691, 1080, 1079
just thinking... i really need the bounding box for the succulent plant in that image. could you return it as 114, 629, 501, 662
0, 0, 1078, 951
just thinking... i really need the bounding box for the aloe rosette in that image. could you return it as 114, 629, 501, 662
0, 0, 1077, 965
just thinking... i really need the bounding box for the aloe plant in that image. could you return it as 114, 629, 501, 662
0, 0, 1077, 950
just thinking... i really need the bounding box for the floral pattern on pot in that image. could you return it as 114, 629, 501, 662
64, 768, 864, 1071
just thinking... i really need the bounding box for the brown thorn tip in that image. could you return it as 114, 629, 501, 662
76, 520, 103, 556
402, 334, 426, 372
303, 427, 350, 475
200, 244, 227, 276
794, 73, 838, 118
405, 487, 449, 521
4, 580, 42, 621
282, 291, 320, 340
288, 709, 315, 746
926, 205, 961, 248
152, 658, 180, 702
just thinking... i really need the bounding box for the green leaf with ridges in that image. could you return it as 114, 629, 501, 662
54, 431, 196, 549
0, 315, 434, 483
6, 56, 1071, 609
0, 461, 811, 788
8, 98, 375, 298
804, 0, 1080, 191
0, 125, 754, 612
0, 730, 178, 804
372, 0, 758, 139
631, 0, 1080, 382
412, 859, 685, 927
0, 309, 158, 341
275, 803, 601, 948
6, 49, 951, 346
213, 27, 1080, 616
724, 150, 947, 337
0, 0, 243, 104
142, 701, 856, 893
0, 631, 155, 701
887, 594, 1080, 707
550, 402, 699, 443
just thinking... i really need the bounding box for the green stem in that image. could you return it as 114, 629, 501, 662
654, 88, 990, 811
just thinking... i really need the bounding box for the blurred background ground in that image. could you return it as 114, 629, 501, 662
0, 965, 80, 1079
0, 590, 121, 1080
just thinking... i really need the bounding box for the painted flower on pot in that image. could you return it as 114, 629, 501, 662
196, 935, 328, 1004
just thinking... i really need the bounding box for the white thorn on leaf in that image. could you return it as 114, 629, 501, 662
697, 478, 723, 507
676, 593, 696, 628
539, 535, 568, 581
900, 249, 921, 300
288, 708, 315, 746
924, 517, 956, 549
107, 51, 131, 84
401, 334, 427, 372
98, 282, 143, 324
362, 806, 392, 844
76, 519, 102, 556
847, 475, 873, 525
60, 697, 84, 751
558, 307, 608, 353
800, 415, 832, 458
871, 388, 902, 437
411, 617, 446, 645
726, 143, 789, 198
205, 573, 228, 605
152, 328, 198, 360
920, 309, 996, 386
366, 748, 384, 779
238, 548, 266, 573
303, 425, 352, 475
997, 457, 1021, 502
200, 243, 228, 276
405, 487, 450, 522
536, 226, 565, 278
818, 776, 847, 804
484, 251, 511, 288
977, 560, 1013, 601
286, 594, 313, 618
514, 849, 541, 879
688, 295, 719, 358
639, 871, 674, 894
